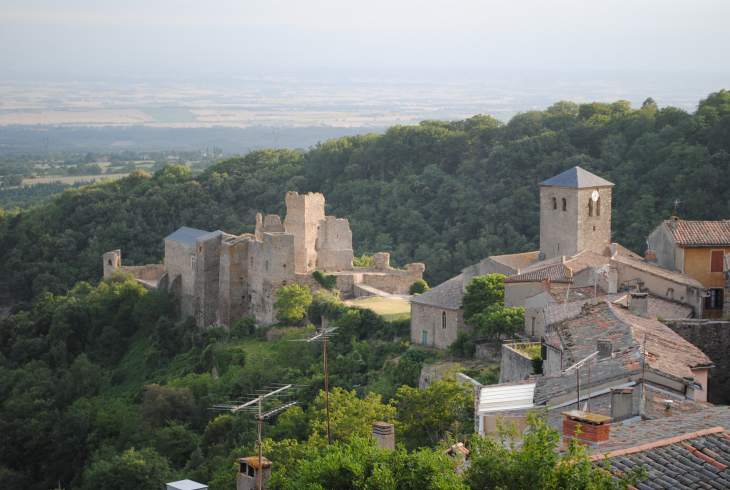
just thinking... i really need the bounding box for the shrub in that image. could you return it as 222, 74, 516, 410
230, 314, 256, 338
352, 254, 374, 267
448, 331, 476, 358
274, 284, 312, 325
531, 355, 543, 375
409, 279, 430, 295
312, 270, 338, 290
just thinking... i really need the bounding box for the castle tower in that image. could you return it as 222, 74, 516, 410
538, 166, 614, 260
283, 192, 326, 273
103, 250, 121, 277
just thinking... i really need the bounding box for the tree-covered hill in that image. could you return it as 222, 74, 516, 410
2, 90, 730, 304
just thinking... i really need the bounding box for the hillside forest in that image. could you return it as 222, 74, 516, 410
0, 90, 729, 489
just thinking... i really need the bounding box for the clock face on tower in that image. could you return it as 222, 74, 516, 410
591, 190, 599, 202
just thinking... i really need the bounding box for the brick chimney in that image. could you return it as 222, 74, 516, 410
597, 340, 612, 360
561, 410, 612, 445
237, 456, 272, 490
372, 422, 395, 450
541, 277, 550, 291
644, 250, 657, 265
629, 290, 648, 317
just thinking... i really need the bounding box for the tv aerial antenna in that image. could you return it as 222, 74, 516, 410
211, 383, 305, 490
290, 326, 338, 445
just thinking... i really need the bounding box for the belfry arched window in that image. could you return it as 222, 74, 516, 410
596, 197, 600, 216
588, 199, 593, 217
562, 198, 566, 211
552, 197, 557, 210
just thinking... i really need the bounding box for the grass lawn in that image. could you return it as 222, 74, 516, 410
345, 296, 411, 321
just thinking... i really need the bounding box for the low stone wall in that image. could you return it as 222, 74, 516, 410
664, 319, 730, 404
473, 341, 501, 362
499, 344, 534, 383
118, 264, 166, 281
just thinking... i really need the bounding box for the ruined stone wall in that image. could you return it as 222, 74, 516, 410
284, 191, 325, 273
664, 319, 730, 405
165, 239, 197, 317
315, 217, 354, 271
362, 266, 424, 295
219, 236, 254, 327
499, 344, 534, 383
194, 232, 224, 327
103, 250, 121, 276
410, 303, 468, 350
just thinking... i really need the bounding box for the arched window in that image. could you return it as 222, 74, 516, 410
588, 199, 593, 217
552, 197, 557, 210
596, 197, 600, 216
562, 198, 566, 211
442, 311, 447, 329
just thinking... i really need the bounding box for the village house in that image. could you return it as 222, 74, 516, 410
409, 275, 468, 350
648, 218, 730, 318
522, 285, 606, 339
104, 192, 424, 327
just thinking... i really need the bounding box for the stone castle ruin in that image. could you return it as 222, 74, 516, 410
104, 191, 424, 326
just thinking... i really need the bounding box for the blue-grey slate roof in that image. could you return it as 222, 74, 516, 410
410, 275, 463, 310
165, 227, 210, 245
538, 166, 613, 188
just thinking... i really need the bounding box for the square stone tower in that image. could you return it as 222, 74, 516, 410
538, 166, 614, 260
283, 191, 325, 273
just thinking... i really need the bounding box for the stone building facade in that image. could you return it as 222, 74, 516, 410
410, 275, 469, 349
104, 192, 424, 327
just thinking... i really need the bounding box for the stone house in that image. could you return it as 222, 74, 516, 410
502, 250, 609, 308
648, 218, 730, 318
104, 192, 425, 327
409, 275, 469, 349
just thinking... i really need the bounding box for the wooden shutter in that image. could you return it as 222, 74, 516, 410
711, 250, 724, 272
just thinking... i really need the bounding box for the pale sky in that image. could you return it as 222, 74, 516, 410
1, 0, 729, 73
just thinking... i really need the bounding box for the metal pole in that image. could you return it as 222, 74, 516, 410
641, 333, 647, 399
324, 328, 331, 446
258, 398, 262, 490
588, 364, 591, 413
577, 367, 580, 410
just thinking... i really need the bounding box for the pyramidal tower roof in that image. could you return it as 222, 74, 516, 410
538, 166, 614, 188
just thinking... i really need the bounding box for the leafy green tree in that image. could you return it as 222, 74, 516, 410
394, 377, 473, 449
409, 279, 430, 295
268, 437, 467, 490
461, 275, 506, 322
140, 384, 196, 428
81, 447, 176, 490
469, 306, 524, 341
230, 314, 256, 338
448, 331, 476, 357
274, 284, 312, 325
464, 411, 646, 490
309, 388, 396, 443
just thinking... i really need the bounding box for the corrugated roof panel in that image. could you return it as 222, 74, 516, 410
165, 227, 210, 245
479, 383, 536, 413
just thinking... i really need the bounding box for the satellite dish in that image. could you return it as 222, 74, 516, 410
591, 190, 599, 202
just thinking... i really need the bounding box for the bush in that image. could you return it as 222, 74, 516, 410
531, 355, 543, 375
409, 279, 430, 295
306, 289, 341, 326
448, 331, 476, 358
274, 284, 312, 325
352, 254, 373, 267
230, 314, 256, 338
400, 348, 430, 364
312, 270, 337, 290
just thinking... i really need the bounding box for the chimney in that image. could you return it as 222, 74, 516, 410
541, 277, 550, 291
561, 410, 612, 445
629, 290, 648, 317
372, 422, 395, 450
608, 265, 618, 294
644, 250, 657, 265
611, 388, 634, 422
237, 456, 273, 490
597, 340, 612, 360
670, 216, 679, 230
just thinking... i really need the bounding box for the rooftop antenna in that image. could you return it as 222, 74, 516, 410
290, 326, 338, 445
211, 383, 305, 490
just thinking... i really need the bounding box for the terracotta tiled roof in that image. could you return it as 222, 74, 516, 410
409, 275, 463, 310
548, 286, 606, 304
504, 250, 608, 284
534, 302, 712, 405
611, 293, 694, 319
611, 252, 707, 291
592, 428, 730, 489
488, 251, 540, 271
662, 219, 730, 246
